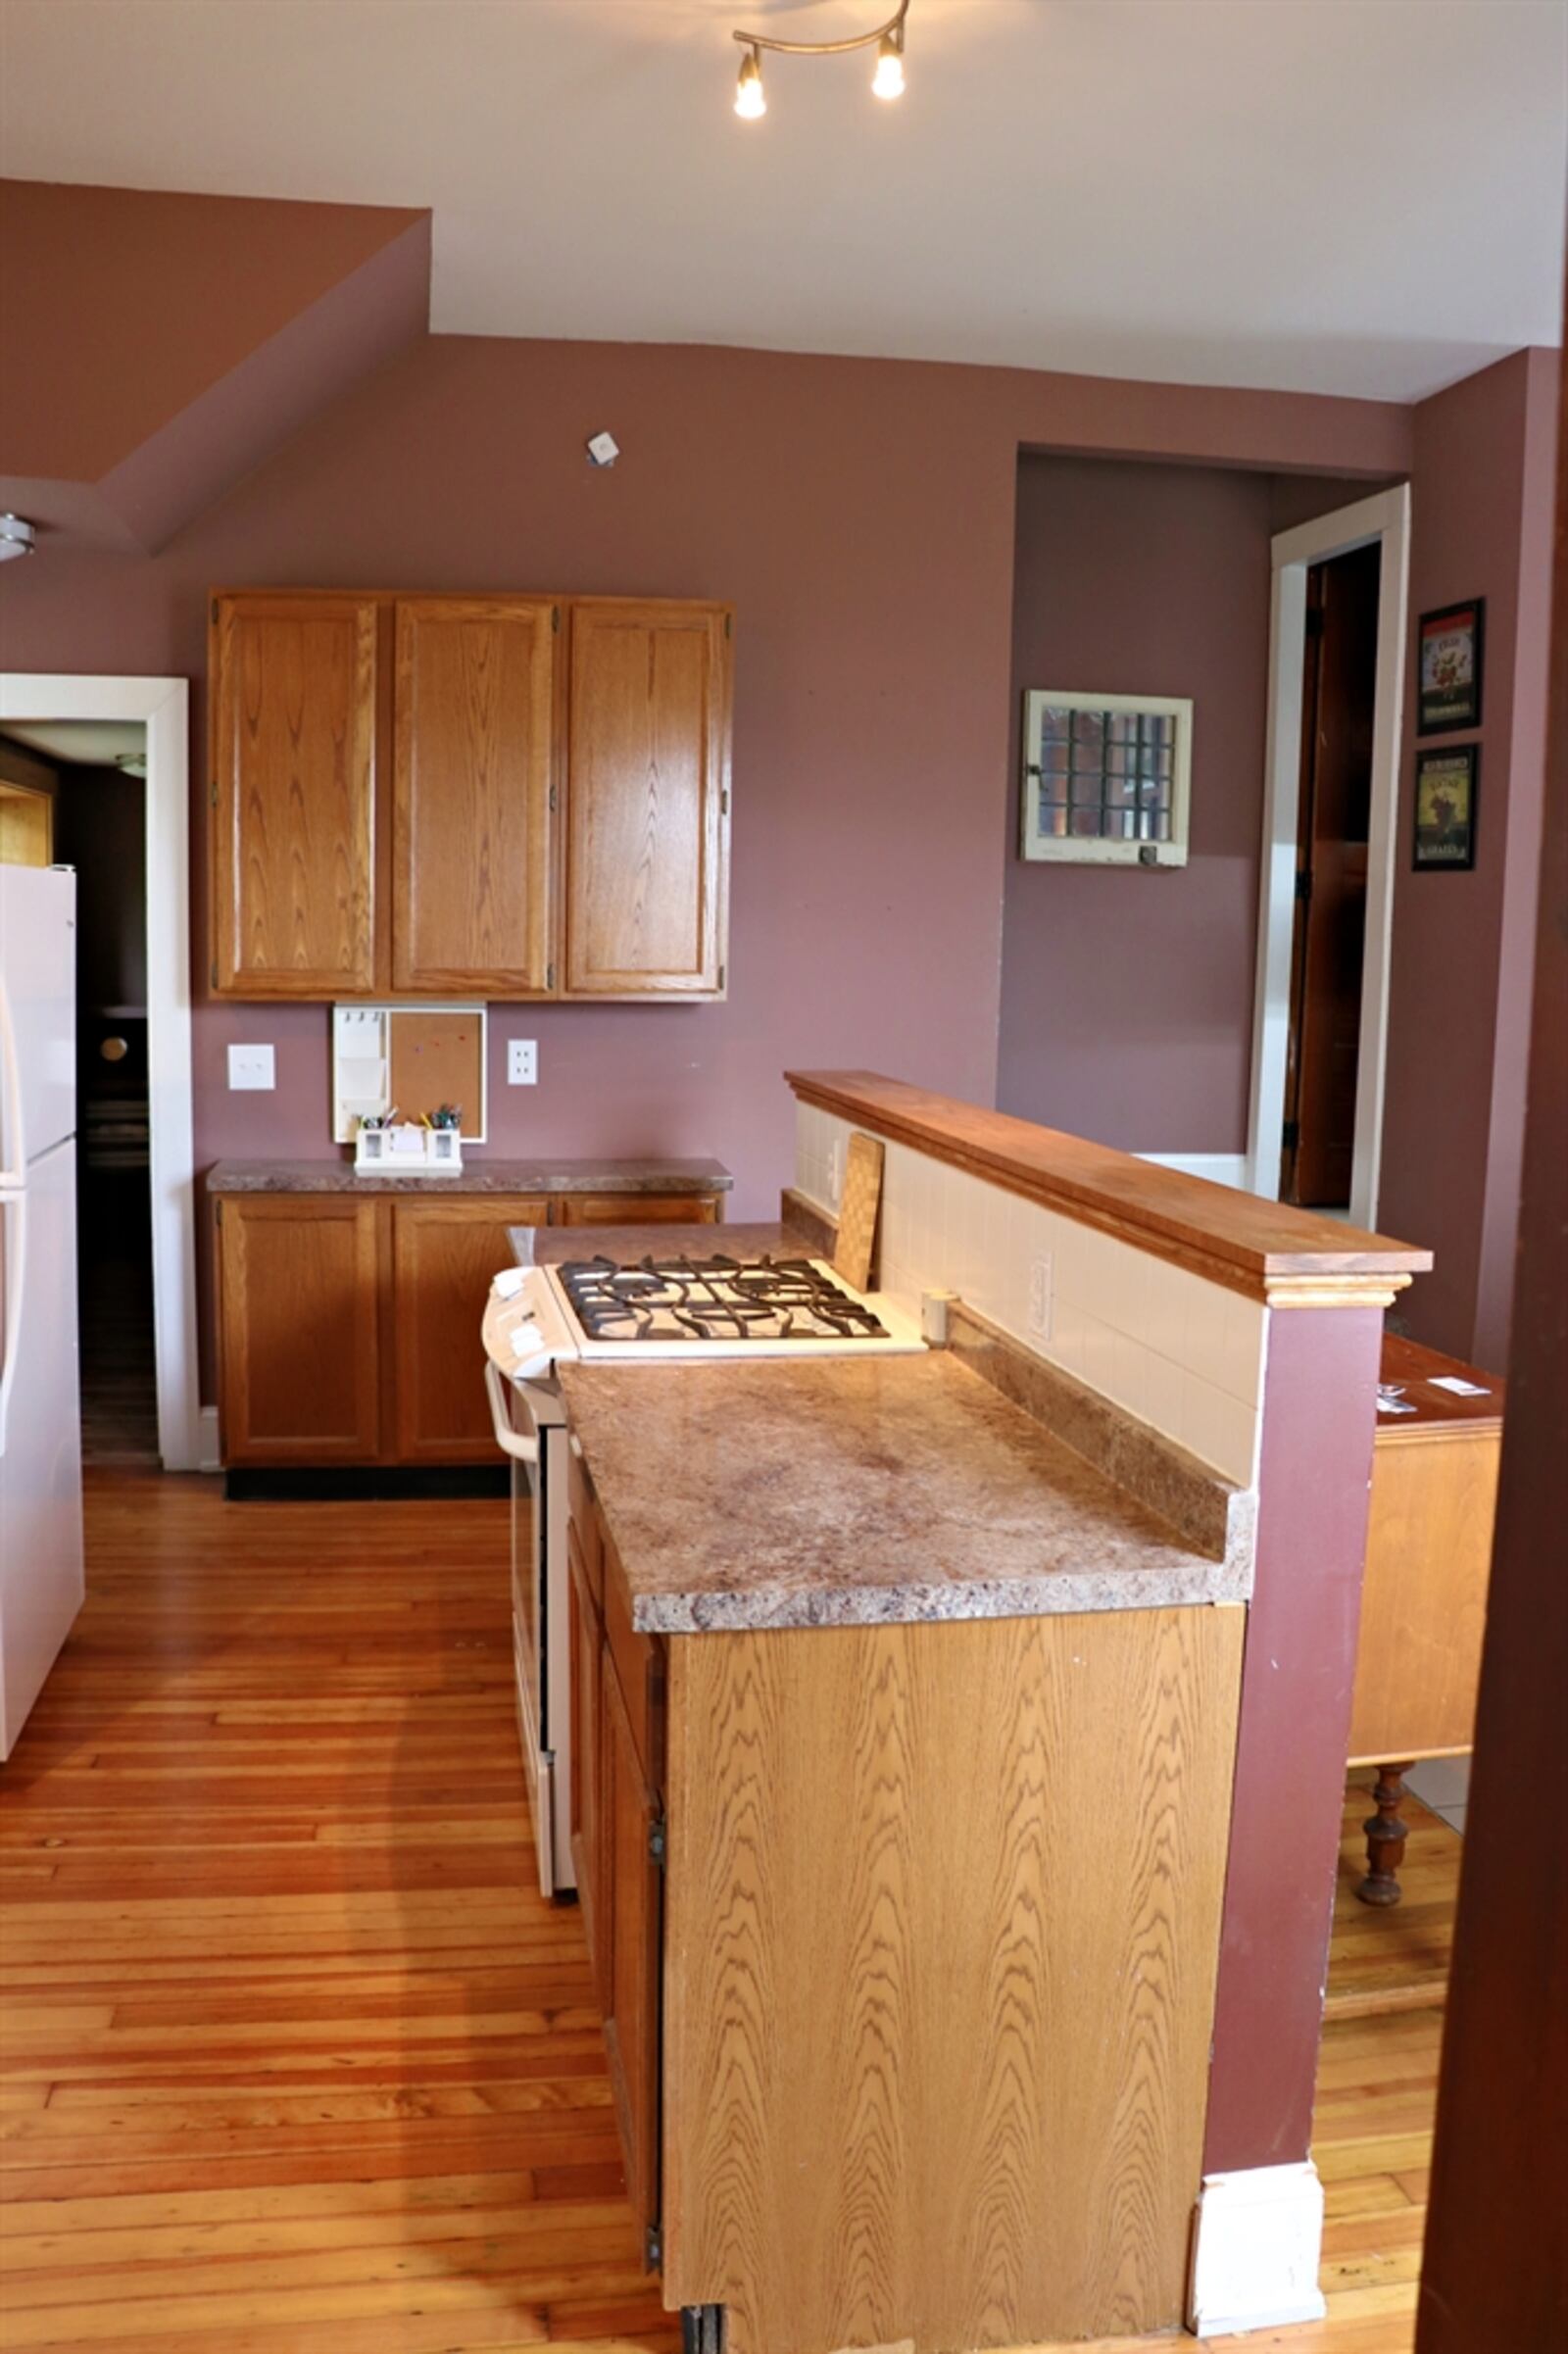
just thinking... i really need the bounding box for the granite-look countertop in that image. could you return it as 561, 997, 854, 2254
558, 1351, 1244, 1635
208, 1156, 733, 1198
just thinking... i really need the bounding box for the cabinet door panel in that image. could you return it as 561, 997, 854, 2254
393, 600, 557, 993
391, 1197, 551, 1462
602, 1662, 662, 2240
568, 1534, 607, 2005
559, 1193, 719, 1227
218, 1197, 382, 1461
565, 603, 730, 995
212, 596, 377, 995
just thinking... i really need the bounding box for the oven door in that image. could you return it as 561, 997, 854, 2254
485, 1360, 574, 1897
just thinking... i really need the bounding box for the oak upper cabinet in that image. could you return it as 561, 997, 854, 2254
564, 602, 731, 997
389, 1195, 551, 1462
211, 595, 378, 996
392, 599, 558, 994
217, 1195, 383, 1463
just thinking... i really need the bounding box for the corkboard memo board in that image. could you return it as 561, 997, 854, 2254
331, 1004, 488, 1143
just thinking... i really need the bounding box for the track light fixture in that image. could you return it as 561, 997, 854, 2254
731, 0, 909, 121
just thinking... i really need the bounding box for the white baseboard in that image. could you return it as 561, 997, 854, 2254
1188, 2160, 1327, 2336
196, 1404, 221, 1476
1138, 1151, 1250, 1190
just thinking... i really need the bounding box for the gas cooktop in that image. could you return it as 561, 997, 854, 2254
557, 1253, 892, 1346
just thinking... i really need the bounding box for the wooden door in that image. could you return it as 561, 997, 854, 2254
390, 1197, 551, 1462
392, 599, 558, 993
211, 594, 378, 995
568, 1531, 607, 2002
1282, 542, 1381, 1206
564, 602, 730, 996
601, 1661, 662, 2243
218, 1196, 382, 1462
559, 1193, 719, 1227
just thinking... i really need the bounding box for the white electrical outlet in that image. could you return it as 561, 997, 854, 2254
1028, 1254, 1054, 1342
508, 1039, 538, 1086
227, 1043, 275, 1092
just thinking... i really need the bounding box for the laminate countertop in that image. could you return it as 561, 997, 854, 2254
207, 1157, 733, 1198
558, 1351, 1243, 1637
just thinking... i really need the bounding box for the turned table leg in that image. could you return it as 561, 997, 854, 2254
1357, 1761, 1415, 1905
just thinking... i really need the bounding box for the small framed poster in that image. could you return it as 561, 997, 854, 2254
1413, 744, 1479, 871
1418, 598, 1485, 733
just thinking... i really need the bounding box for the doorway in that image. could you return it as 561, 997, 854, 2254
1247, 486, 1410, 1229
0, 676, 198, 1471
1280, 540, 1381, 1208
1, 723, 156, 1457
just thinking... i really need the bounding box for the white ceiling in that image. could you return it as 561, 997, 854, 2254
1, 0, 1563, 402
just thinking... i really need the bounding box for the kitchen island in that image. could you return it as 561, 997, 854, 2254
492, 1220, 1252, 2350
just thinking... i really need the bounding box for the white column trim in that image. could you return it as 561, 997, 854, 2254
1188, 2158, 1328, 2336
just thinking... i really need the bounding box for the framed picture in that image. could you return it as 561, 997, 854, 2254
1418, 598, 1485, 733
1019, 690, 1192, 867
1413, 744, 1479, 871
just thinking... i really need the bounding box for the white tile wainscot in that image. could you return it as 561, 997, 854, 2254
795, 1103, 1266, 1486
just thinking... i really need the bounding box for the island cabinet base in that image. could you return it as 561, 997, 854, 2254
661, 1606, 1245, 2354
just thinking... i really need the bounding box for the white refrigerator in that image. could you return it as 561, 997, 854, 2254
0, 864, 84, 1759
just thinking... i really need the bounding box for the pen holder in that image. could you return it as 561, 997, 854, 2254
355, 1122, 464, 1175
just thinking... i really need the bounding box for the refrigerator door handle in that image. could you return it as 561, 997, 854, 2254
0, 976, 24, 1189
0, 1185, 25, 1460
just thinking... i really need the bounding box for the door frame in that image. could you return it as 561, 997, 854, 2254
0, 673, 200, 1471
1246, 484, 1410, 1227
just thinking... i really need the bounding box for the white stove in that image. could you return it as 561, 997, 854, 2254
483, 1250, 925, 1898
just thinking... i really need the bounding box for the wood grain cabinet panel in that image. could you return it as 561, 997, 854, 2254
211, 595, 378, 995
568, 1531, 608, 2006
390, 1197, 551, 1462
218, 1196, 382, 1462
601, 1659, 663, 2248
559, 1192, 720, 1227
392, 599, 558, 993
564, 602, 731, 997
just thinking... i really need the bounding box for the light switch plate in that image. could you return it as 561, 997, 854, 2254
508, 1039, 538, 1086
227, 1043, 275, 1092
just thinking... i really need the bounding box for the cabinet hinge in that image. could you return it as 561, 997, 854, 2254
648, 1817, 667, 1870
1282, 1118, 1300, 1152
549, 782, 558, 812
552, 605, 561, 633
720, 788, 729, 816
211, 777, 219, 808
717, 962, 726, 992
547, 960, 556, 992
644, 2222, 662, 2271
724, 613, 731, 640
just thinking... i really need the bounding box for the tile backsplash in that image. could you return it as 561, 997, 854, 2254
796, 1102, 1264, 1487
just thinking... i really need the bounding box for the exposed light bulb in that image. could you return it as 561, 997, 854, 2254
735, 47, 766, 119
871, 31, 905, 99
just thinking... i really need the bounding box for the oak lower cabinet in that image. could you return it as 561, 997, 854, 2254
210, 589, 732, 1003
216, 1195, 384, 1462
564, 1449, 1245, 2354
558, 1193, 719, 1228
390, 1196, 552, 1461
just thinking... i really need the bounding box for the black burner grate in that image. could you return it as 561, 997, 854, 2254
557, 1254, 891, 1344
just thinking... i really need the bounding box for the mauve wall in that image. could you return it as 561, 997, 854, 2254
997, 455, 1276, 1152
0, 329, 1417, 1391
1380, 349, 1560, 1368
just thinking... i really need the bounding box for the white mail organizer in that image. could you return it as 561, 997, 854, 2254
355, 1122, 464, 1175
332, 1004, 488, 1144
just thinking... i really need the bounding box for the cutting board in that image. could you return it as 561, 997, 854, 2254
832, 1132, 884, 1295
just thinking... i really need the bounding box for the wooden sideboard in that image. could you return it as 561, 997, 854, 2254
1349, 1332, 1504, 1904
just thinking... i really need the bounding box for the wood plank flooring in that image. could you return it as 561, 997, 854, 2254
0, 1468, 1453, 2352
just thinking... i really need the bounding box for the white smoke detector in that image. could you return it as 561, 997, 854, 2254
0, 514, 36, 563
586, 431, 619, 468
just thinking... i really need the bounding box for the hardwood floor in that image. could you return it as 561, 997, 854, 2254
0, 1470, 1452, 2352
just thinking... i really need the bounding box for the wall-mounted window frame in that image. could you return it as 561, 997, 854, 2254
1019, 689, 1193, 868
